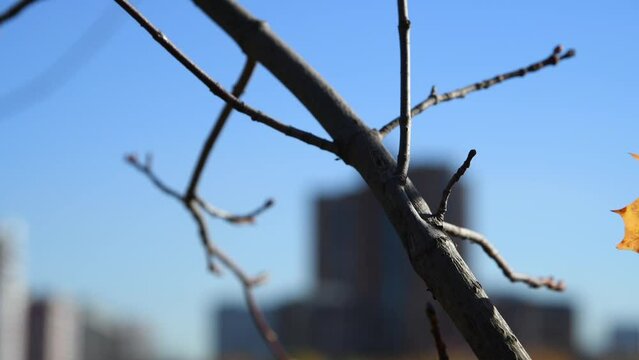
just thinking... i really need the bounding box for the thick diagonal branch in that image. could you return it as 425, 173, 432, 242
0, 0, 38, 27
378, 46, 576, 137
394, 0, 412, 183
195, 1, 532, 358
186, 58, 257, 199
442, 222, 565, 291
114, 0, 336, 154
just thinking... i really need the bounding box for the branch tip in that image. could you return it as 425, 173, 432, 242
435, 149, 476, 221
441, 222, 565, 292
378, 44, 577, 137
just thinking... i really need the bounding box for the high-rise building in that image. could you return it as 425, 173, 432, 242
287, 165, 468, 357
0, 225, 28, 360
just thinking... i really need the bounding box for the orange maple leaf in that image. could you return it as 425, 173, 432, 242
613, 153, 639, 252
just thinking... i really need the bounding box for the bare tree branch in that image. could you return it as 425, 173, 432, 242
195, 0, 534, 358
0, 0, 38, 27
434, 149, 476, 222
114, 0, 336, 154
186, 58, 257, 200
124, 153, 288, 359
426, 302, 449, 360
394, 0, 412, 183
125, 154, 182, 201
125, 153, 272, 225
196, 197, 274, 224
441, 222, 565, 291
185, 203, 289, 360
378, 45, 576, 137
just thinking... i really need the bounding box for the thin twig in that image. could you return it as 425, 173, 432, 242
378, 45, 576, 137
188, 197, 287, 360
125, 153, 272, 225
435, 149, 476, 222
0, 0, 38, 27
426, 302, 449, 360
114, 0, 336, 154
244, 288, 290, 360
125, 154, 182, 201
394, 0, 412, 183
197, 197, 274, 224
186, 58, 257, 199
441, 222, 565, 291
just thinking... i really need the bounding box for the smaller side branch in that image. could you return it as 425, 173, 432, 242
125, 153, 272, 225
125, 154, 287, 359
125, 154, 182, 201
394, 0, 412, 183
434, 149, 476, 222
379, 45, 576, 137
197, 197, 274, 224
185, 203, 288, 360
186, 58, 257, 199
0, 0, 38, 27
426, 302, 449, 360
442, 222, 565, 291
114, 0, 336, 154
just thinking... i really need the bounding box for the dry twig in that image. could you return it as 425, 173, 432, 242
434, 149, 476, 222
394, 0, 412, 183
378, 45, 576, 137
185, 58, 257, 200
441, 222, 565, 291
114, 0, 336, 154
125, 153, 287, 359
0, 0, 38, 27
426, 302, 449, 360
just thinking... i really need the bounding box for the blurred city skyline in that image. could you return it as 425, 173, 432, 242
2, 0, 639, 359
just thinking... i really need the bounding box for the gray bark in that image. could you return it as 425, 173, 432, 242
193, 0, 531, 358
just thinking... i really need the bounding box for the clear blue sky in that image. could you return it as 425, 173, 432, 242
2, 0, 638, 358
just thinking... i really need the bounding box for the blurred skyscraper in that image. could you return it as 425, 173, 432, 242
279, 165, 468, 357
0, 225, 28, 360
215, 164, 577, 359
217, 165, 469, 359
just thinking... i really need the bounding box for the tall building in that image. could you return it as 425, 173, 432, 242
291, 165, 468, 357
216, 164, 578, 359
0, 225, 27, 360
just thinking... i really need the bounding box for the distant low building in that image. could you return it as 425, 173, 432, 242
493, 294, 575, 359
216, 305, 274, 360
26, 297, 82, 360
26, 296, 154, 360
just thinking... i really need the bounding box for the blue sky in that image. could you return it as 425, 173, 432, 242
2, 0, 639, 358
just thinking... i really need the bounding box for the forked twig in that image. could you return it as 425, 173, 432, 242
114, 0, 336, 154
378, 45, 576, 137
442, 222, 565, 291
394, 0, 412, 183
125, 154, 287, 359
426, 302, 449, 360
0, 0, 38, 27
